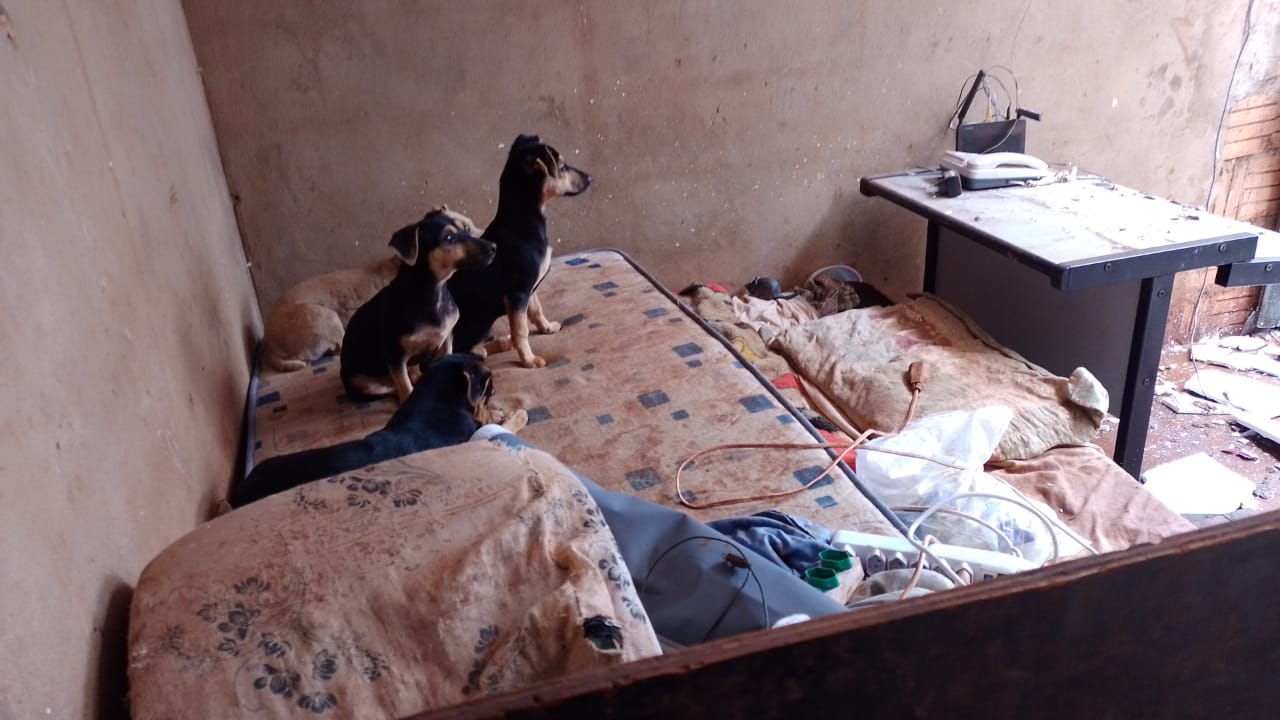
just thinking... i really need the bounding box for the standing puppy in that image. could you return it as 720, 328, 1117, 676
341, 208, 495, 401
449, 135, 591, 368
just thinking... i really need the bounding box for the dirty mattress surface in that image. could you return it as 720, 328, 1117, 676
250, 249, 898, 533
129, 440, 661, 718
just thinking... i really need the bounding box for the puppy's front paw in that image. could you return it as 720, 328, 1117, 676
521, 355, 548, 369
484, 336, 514, 353
500, 408, 529, 433
538, 320, 562, 335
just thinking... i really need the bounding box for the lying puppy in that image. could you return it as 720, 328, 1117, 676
261, 207, 481, 373
229, 354, 527, 508
341, 207, 495, 401
449, 134, 591, 368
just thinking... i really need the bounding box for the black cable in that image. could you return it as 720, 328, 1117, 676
641, 535, 769, 640
702, 568, 752, 642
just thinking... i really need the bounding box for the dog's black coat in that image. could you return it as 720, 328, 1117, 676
230, 354, 493, 507
449, 135, 590, 355
341, 208, 495, 400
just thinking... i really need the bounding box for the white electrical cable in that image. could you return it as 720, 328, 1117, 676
901, 533, 966, 586
906, 491, 1063, 566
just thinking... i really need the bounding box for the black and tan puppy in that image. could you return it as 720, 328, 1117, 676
341, 207, 496, 401
449, 135, 591, 368
229, 354, 527, 507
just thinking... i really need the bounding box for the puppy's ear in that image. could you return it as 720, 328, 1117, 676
525, 153, 551, 177
461, 364, 493, 413
513, 134, 541, 149
539, 147, 559, 177
388, 223, 420, 265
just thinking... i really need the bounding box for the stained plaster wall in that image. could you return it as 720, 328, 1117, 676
184, 0, 1251, 318
0, 1, 259, 717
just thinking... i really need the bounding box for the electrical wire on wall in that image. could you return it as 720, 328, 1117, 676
1190, 0, 1257, 384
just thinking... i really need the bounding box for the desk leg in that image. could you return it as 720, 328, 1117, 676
924, 222, 940, 294
1114, 274, 1174, 478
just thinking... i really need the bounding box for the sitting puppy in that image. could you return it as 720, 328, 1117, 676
449, 135, 591, 368
261, 207, 481, 373
229, 354, 527, 507
341, 208, 495, 401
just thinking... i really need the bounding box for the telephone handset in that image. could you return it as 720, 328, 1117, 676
940, 150, 1050, 190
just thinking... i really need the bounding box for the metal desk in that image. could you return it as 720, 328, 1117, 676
1216, 229, 1280, 287
860, 170, 1260, 476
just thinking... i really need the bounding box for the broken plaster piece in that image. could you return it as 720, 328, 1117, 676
1185, 369, 1280, 418
1190, 343, 1280, 377
1220, 335, 1267, 352
1141, 452, 1255, 515
1159, 391, 1229, 415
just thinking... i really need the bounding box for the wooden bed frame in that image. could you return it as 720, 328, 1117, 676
415, 511, 1280, 718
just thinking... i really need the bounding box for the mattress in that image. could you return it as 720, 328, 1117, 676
249, 249, 901, 535
128, 440, 662, 719
683, 285, 1194, 555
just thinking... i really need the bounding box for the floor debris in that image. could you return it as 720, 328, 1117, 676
1190, 343, 1280, 376
1140, 452, 1257, 515
1184, 368, 1280, 418
1159, 391, 1230, 415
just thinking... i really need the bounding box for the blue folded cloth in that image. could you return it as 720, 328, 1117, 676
709, 510, 837, 577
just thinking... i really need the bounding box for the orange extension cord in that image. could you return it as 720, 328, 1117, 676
675, 361, 966, 511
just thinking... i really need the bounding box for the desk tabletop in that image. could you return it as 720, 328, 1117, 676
861, 171, 1260, 291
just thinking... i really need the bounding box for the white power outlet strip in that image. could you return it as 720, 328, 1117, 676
832, 530, 1038, 582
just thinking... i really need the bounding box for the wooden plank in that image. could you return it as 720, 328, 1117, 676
1210, 162, 1240, 216
1243, 184, 1280, 204
1235, 92, 1280, 111
1206, 293, 1260, 315
412, 512, 1280, 719
1228, 102, 1280, 126
1209, 285, 1262, 302
1223, 133, 1280, 160
1245, 170, 1280, 191
1226, 117, 1280, 145
1240, 198, 1280, 220
1242, 154, 1280, 175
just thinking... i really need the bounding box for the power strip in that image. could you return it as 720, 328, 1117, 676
832, 530, 1038, 582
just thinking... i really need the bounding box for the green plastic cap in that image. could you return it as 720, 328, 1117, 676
804, 566, 839, 591
819, 549, 854, 572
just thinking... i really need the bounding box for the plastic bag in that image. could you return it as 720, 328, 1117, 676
855, 406, 1082, 565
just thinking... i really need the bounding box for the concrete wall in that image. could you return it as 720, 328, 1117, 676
184, 0, 1250, 315
0, 1, 259, 718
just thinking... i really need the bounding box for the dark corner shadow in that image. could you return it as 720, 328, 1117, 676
89, 577, 133, 720
220, 327, 262, 522
791, 188, 926, 302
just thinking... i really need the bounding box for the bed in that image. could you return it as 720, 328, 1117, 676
127, 248, 1193, 719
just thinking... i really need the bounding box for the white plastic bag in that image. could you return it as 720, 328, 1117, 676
856, 407, 1082, 565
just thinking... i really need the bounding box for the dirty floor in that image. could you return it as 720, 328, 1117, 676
1093, 341, 1280, 528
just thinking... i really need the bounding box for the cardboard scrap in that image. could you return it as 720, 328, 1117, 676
1185, 368, 1280, 418
1141, 452, 1256, 515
